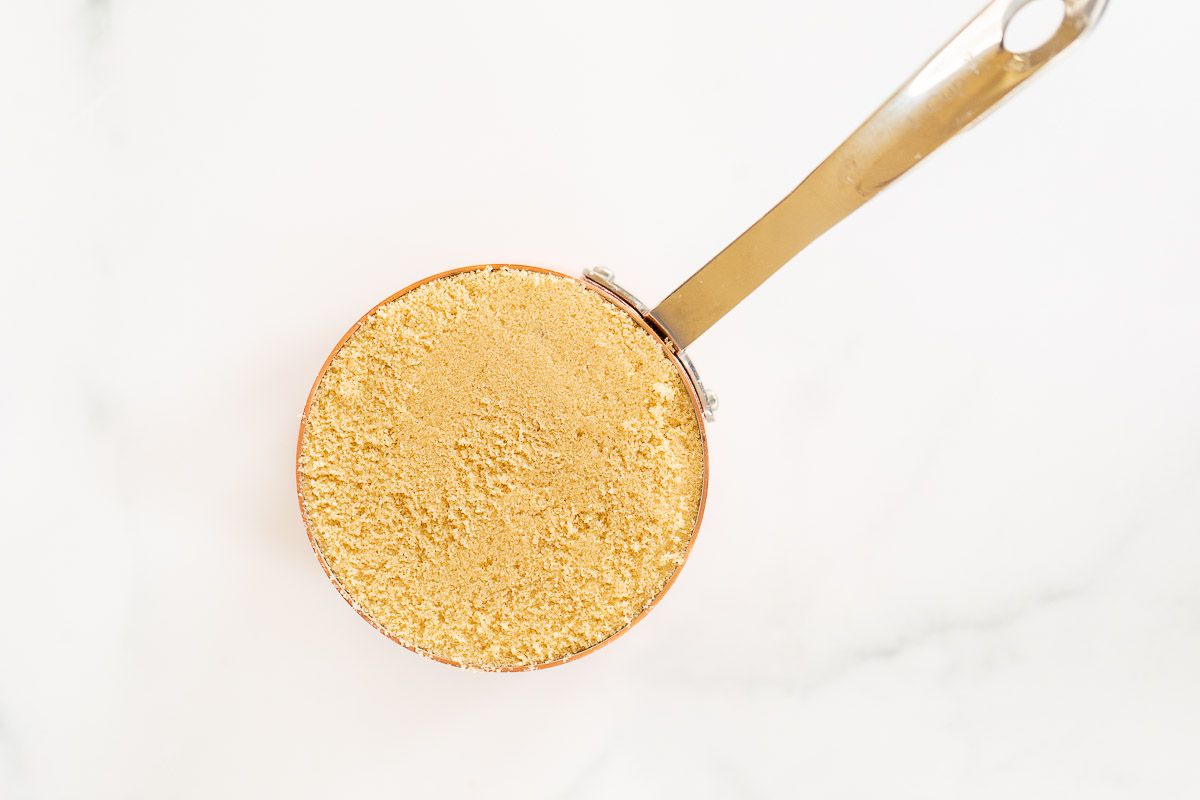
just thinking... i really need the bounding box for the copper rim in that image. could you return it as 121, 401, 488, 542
295, 264, 710, 671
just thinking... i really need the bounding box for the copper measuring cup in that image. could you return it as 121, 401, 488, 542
298, 0, 1107, 669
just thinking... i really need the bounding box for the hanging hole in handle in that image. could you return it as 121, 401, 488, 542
1003, 0, 1067, 53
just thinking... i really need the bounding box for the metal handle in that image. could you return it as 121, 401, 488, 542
650, 0, 1108, 349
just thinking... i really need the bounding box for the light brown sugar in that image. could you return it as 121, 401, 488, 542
298, 267, 705, 669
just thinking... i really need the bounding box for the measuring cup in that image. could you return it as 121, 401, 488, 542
298, 0, 1107, 669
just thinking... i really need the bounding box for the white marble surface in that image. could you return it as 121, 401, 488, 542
3, 1, 1199, 797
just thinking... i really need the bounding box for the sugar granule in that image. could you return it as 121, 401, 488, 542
298, 267, 705, 669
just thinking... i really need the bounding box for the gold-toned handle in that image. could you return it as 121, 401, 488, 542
651, 0, 1108, 349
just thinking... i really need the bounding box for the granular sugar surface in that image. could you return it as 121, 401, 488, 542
298, 267, 705, 669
